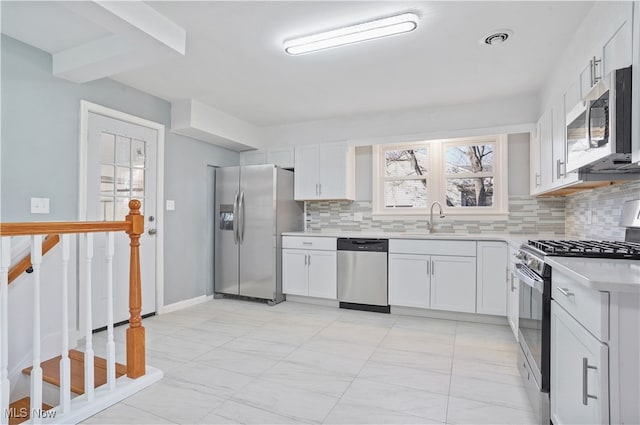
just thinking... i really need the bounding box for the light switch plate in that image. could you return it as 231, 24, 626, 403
31, 197, 50, 214
166, 200, 175, 211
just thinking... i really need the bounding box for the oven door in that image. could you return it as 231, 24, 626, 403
516, 263, 545, 388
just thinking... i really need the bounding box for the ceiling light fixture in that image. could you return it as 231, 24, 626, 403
284, 12, 419, 56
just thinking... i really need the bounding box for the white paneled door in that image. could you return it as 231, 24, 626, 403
85, 112, 158, 330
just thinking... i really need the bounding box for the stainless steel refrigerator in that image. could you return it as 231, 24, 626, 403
214, 164, 303, 304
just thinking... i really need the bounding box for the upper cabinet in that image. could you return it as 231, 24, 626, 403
294, 142, 355, 201
532, 2, 636, 196
240, 147, 295, 169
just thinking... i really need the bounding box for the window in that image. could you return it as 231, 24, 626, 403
373, 135, 508, 218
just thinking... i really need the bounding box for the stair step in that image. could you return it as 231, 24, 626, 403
22, 349, 127, 395
7, 397, 53, 425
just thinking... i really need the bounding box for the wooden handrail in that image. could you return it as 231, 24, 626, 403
0, 221, 130, 236
0, 200, 146, 380
8, 234, 60, 284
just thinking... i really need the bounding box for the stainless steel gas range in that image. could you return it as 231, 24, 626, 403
514, 238, 640, 425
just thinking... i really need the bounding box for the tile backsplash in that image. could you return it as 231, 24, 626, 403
565, 180, 640, 241
305, 195, 566, 236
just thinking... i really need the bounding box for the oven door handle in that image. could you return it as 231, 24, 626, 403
515, 264, 544, 294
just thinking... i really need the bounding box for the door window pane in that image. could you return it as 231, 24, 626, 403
132, 139, 146, 168
131, 168, 144, 197
116, 167, 130, 195
100, 197, 114, 221
445, 145, 493, 173
446, 177, 494, 207
116, 136, 131, 166
384, 180, 427, 208
100, 165, 114, 196
100, 133, 115, 164
385, 149, 428, 177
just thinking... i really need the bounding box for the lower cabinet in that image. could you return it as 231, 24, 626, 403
389, 253, 476, 313
551, 301, 609, 425
507, 246, 519, 340
476, 241, 508, 315
282, 248, 337, 299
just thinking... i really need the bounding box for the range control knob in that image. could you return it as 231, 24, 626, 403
515, 251, 526, 260
527, 258, 539, 269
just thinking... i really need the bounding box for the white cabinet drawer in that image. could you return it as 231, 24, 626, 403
282, 236, 336, 251
552, 270, 609, 341
389, 239, 476, 256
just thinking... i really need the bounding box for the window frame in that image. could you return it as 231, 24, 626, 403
372, 135, 508, 219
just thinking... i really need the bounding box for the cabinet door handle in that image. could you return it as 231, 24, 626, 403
308, 254, 311, 266
426, 260, 430, 275
510, 274, 516, 292
319, 184, 322, 196
431, 260, 435, 275
557, 287, 575, 297
304, 254, 307, 266
582, 357, 598, 405
315, 183, 319, 196
590, 58, 594, 87
592, 56, 601, 84
535, 173, 541, 187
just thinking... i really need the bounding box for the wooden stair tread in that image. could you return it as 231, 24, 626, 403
22, 349, 126, 395
7, 397, 53, 425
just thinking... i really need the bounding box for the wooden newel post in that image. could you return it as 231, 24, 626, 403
125, 199, 145, 378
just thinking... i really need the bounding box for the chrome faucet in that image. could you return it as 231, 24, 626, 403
428, 201, 445, 233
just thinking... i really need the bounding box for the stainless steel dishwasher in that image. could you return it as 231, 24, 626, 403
337, 238, 389, 313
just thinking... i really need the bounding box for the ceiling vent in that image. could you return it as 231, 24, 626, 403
481, 30, 513, 46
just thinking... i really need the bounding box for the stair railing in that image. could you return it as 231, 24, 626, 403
0, 200, 146, 423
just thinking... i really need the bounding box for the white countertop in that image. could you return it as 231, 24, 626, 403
281, 231, 556, 249
546, 256, 640, 293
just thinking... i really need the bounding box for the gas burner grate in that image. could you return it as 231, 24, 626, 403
527, 240, 640, 260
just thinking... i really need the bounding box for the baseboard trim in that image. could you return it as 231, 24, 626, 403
157, 295, 213, 314
391, 306, 509, 325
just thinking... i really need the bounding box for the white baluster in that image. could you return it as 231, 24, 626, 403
0, 237, 11, 425
84, 234, 94, 402
30, 235, 43, 424
105, 232, 116, 390
59, 235, 71, 413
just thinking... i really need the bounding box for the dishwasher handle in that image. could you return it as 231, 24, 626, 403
337, 238, 388, 252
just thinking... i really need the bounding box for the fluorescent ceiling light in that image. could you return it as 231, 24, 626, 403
284, 12, 419, 55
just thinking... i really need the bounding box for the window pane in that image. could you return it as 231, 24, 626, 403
100, 165, 114, 196
116, 166, 130, 196
384, 180, 427, 208
132, 139, 146, 168
116, 136, 131, 166
131, 168, 144, 197
446, 177, 494, 207
100, 133, 115, 164
445, 144, 493, 174
385, 149, 428, 177
100, 197, 114, 221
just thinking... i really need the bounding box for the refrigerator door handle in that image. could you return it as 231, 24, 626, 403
233, 191, 239, 244
239, 191, 246, 244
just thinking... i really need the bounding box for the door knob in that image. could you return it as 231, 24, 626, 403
148, 229, 157, 235
148, 216, 155, 222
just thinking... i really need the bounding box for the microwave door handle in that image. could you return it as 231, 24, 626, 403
586, 100, 592, 149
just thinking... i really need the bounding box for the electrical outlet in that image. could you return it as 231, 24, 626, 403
30, 197, 50, 214
166, 200, 175, 211
353, 212, 363, 222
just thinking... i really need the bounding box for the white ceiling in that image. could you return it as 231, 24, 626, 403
2, 1, 594, 127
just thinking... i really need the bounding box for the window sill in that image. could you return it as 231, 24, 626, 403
371, 211, 510, 221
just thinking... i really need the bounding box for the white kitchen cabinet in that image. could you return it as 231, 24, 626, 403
240, 147, 295, 169
430, 255, 476, 314
388, 253, 430, 308
294, 142, 354, 201
282, 236, 337, 300
530, 119, 542, 195
538, 108, 554, 191
506, 245, 519, 340
307, 250, 337, 299
551, 301, 609, 425
476, 241, 507, 316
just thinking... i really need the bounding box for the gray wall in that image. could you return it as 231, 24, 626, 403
1, 35, 239, 306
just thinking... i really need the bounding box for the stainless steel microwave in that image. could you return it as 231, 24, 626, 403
566, 66, 632, 174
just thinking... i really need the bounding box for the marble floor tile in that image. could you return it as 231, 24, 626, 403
261, 360, 354, 398
165, 362, 256, 397
357, 360, 451, 395
230, 379, 339, 423
323, 401, 445, 424
446, 396, 537, 425
284, 348, 369, 377
451, 357, 523, 387
193, 347, 280, 376
339, 378, 449, 423
202, 400, 309, 424
82, 401, 176, 424
370, 347, 453, 373
449, 375, 531, 411
220, 336, 300, 360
